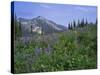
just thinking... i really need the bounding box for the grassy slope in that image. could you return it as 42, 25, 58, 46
14, 25, 97, 73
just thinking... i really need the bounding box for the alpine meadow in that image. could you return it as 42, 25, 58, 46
11, 1, 97, 73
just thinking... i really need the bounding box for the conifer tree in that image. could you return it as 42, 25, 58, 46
95, 18, 97, 25
14, 14, 22, 37
14, 14, 18, 38
85, 18, 88, 25
31, 25, 33, 34
68, 23, 71, 29
78, 19, 80, 27
70, 22, 73, 29
18, 21, 22, 36
81, 18, 85, 27
73, 20, 76, 28
80, 19, 83, 27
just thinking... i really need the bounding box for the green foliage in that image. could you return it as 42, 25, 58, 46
14, 25, 97, 73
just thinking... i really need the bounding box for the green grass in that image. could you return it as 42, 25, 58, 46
14, 25, 97, 73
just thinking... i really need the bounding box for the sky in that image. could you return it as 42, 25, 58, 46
13, 1, 97, 27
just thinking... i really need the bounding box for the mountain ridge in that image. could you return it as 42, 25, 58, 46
18, 16, 67, 36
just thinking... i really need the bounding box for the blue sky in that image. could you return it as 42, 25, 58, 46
13, 1, 97, 27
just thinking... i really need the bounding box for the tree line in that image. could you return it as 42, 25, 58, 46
68, 18, 97, 30
14, 14, 22, 39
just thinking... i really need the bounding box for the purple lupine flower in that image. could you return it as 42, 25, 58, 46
44, 44, 52, 55
45, 48, 49, 52
35, 47, 41, 56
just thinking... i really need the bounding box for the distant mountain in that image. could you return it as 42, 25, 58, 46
18, 16, 67, 36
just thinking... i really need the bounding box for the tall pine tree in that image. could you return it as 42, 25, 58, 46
81, 18, 85, 27
70, 22, 73, 29
68, 23, 71, 29
14, 14, 22, 38
77, 19, 80, 27
95, 18, 97, 25
18, 20, 22, 36
85, 18, 88, 25
73, 20, 76, 28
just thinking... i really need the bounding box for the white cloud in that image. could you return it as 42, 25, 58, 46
75, 7, 90, 12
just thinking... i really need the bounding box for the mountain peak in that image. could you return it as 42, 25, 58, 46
36, 16, 46, 20
18, 16, 67, 36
